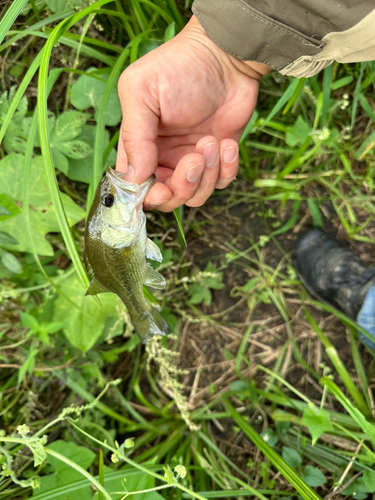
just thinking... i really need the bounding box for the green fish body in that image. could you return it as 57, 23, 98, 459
84, 167, 171, 342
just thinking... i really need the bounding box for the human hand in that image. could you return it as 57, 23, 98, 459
116, 15, 270, 211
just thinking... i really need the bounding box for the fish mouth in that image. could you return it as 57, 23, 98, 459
106, 167, 155, 194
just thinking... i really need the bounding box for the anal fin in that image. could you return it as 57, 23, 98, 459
144, 265, 166, 289
85, 277, 110, 296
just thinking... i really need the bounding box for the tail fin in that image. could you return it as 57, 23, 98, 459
132, 307, 171, 343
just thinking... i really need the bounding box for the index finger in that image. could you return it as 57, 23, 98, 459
116, 66, 160, 184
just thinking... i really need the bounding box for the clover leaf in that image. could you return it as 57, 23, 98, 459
71, 69, 122, 126
0, 154, 85, 255
53, 271, 123, 351
45, 0, 87, 13
49, 110, 92, 175
0, 87, 32, 155
66, 124, 116, 183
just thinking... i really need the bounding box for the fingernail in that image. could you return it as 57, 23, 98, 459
187, 162, 204, 183
148, 199, 170, 208
223, 147, 237, 163
124, 164, 134, 182
203, 143, 219, 167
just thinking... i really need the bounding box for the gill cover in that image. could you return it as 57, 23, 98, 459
98, 168, 155, 248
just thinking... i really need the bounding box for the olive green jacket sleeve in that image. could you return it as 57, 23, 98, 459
192, 0, 375, 77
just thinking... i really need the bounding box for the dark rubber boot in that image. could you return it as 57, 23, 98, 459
293, 228, 375, 319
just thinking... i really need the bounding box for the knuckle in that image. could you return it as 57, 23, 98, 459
118, 65, 142, 94
119, 63, 138, 81
118, 70, 131, 91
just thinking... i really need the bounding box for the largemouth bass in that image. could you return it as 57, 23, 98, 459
84, 167, 171, 343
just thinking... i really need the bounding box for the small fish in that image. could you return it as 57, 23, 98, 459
84, 167, 171, 343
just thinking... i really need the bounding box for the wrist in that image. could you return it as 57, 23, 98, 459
185, 15, 271, 81
229, 58, 271, 82
243, 60, 272, 77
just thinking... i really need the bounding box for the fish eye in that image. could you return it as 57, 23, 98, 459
102, 194, 114, 207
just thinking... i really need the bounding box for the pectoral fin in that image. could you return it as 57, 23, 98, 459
85, 277, 110, 296
144, 265, 166, 289
146, 238, 163, 262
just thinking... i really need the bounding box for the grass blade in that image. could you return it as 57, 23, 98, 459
162, 0, 185, 30
331, 75, 353, 90
0, 0, 28, 44
103, 129, 120, 164
98, 449, 104, 500
0, 50, 43, 144
348, 326, 371, 409
174, 206, 187, 247
283, 77, 306, 115
37, 0, 113, 288
239, 110, 259, 144
138, 0, 175, 24
321, 64, 332, 125
10, 29, 117, 65
22, 69, 68, 294
278, 137, 312, 179
304, 309, 371, 417
0, 10, 74, 51
355, 129, 375, 160
358, 92, 375, 122
87, 44, 131, 210
272, 200, 301, 235
31, 467, 163, 500
245, 141, 293, 155
351, 62, 365, 128
62, 31, 123, 53
197, 431, 251, 482
181, 490, 299, 498
38, 19, 88, 288
68, 420, 209, 500
261, 78, 299, 128
307, 199, 323, 227
223, 398, 323, 500
45, 448, 113, 500
309, 299, 375, 351
55, 371, 134, 426
64, 13, 96, 109
321, 377, 375, 443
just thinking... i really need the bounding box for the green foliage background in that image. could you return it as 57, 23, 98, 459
1, 1, 375, 499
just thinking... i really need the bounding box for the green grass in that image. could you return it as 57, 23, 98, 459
1, 1, 375, 500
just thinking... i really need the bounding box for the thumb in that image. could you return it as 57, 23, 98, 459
116, 67, 159, 184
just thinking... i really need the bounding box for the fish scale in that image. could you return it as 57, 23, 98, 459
84, 167, 171, 343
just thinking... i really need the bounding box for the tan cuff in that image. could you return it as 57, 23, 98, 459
280, 8, 375, 77
192, 0, 323, 71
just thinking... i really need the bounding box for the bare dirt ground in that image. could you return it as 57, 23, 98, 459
146, 179, 375, 475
